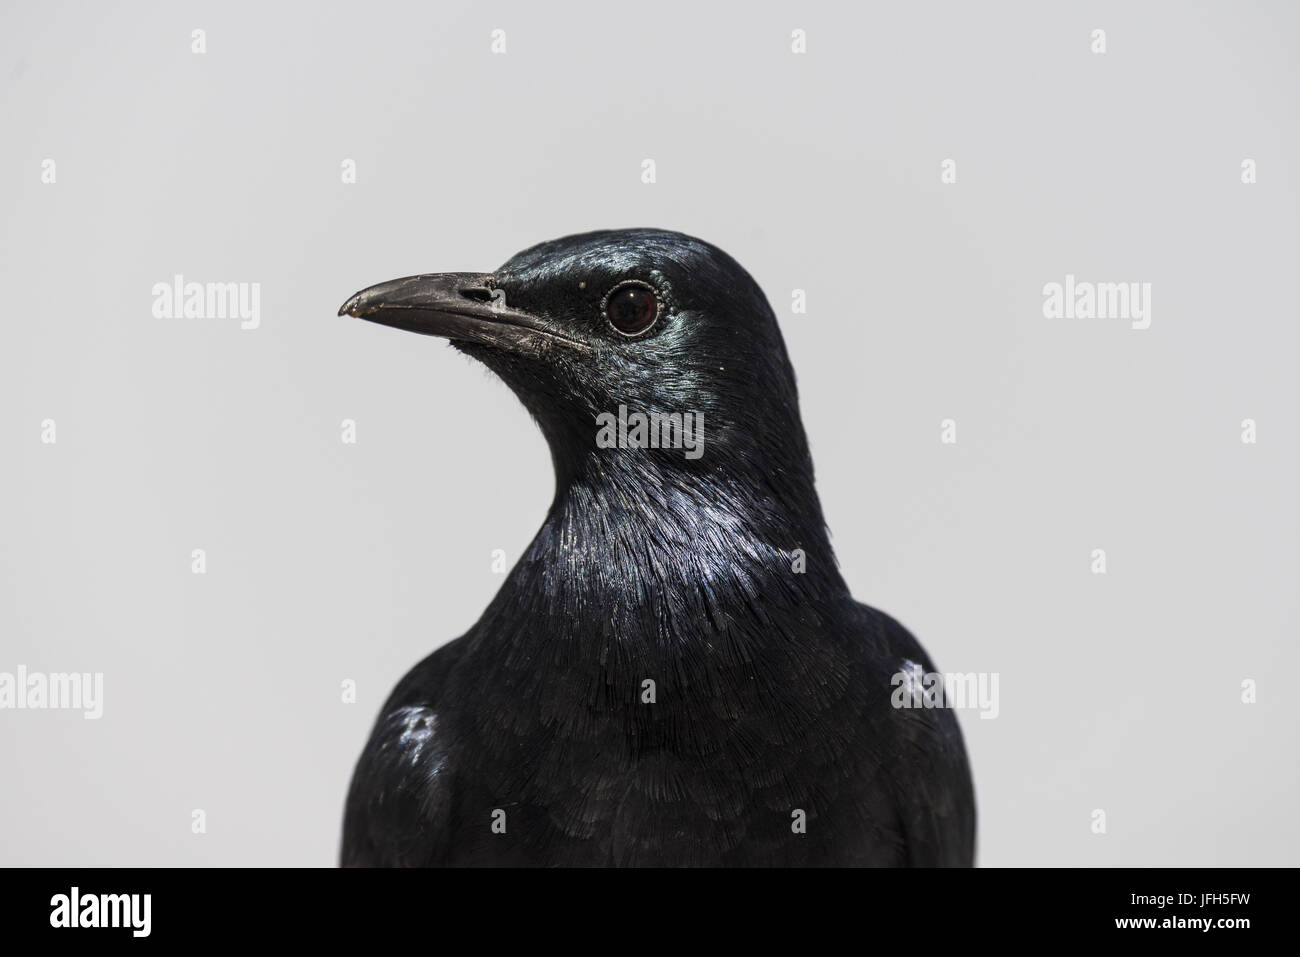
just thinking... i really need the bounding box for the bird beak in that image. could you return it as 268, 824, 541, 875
338, 273, 588, 354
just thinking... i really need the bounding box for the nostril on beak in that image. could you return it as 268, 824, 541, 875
459, 286, 495, 304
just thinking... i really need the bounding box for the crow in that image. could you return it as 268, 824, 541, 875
338, 228, 975, 866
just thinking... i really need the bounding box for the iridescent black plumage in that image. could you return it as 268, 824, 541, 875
339, 229, 975, 866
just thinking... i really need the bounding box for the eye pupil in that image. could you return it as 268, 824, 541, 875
605, 284, 658, 335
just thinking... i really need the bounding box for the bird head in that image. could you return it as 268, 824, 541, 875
340, 228, 815, 498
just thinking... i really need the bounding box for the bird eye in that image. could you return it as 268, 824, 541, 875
603, 281, 659, 336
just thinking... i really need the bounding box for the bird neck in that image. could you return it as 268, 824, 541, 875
494, 452, 848, 634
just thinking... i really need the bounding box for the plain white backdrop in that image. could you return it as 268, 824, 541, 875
1, 0, 1297, 865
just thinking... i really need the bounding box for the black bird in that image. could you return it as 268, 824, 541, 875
338, 229, 975, 866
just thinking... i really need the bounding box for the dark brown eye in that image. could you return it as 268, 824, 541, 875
604, 282, 659, 336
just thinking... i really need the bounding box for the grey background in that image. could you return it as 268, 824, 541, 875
2, 0, 1296, 866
